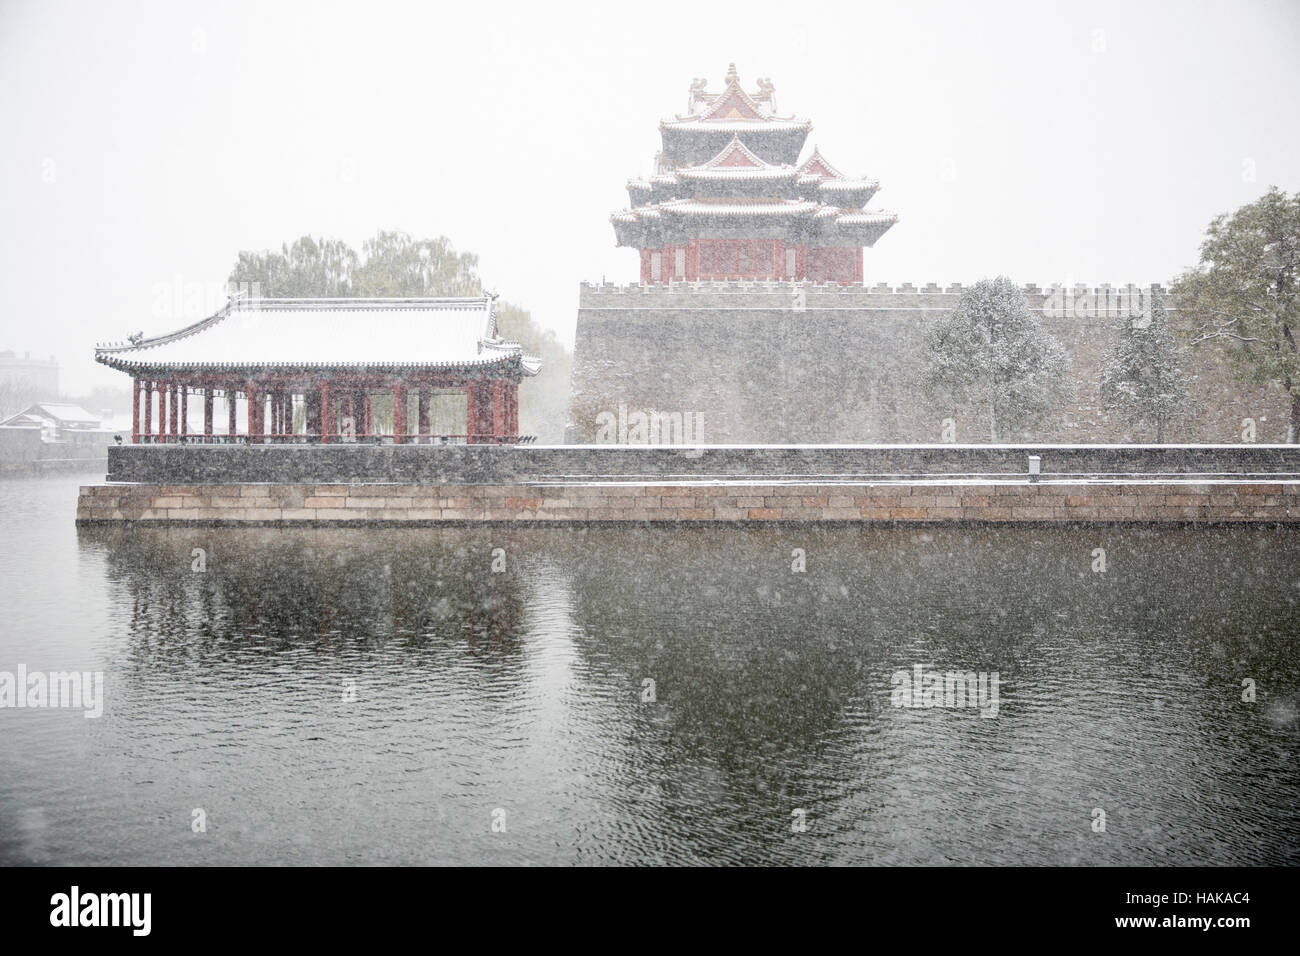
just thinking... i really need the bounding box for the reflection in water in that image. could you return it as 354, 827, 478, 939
0, 474, 1296, 865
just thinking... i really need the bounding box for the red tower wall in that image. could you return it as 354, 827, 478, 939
639, 241, 862, 284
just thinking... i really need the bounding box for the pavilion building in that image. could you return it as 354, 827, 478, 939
612, 64, 897, 285
94, 293, 540, 444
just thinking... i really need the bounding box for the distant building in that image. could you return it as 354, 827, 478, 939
0, 402, 101, 434
0, 351, 59, 411
0, 402, 111, 470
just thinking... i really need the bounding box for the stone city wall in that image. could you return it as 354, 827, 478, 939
570, 281, 1289, 444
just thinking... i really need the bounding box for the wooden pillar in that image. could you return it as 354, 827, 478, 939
505, 383, 519, 438
204, 389, 214, 438
466, 382, 479, 443
132, 379, 141, 444
180, 386, 188, 437
491, 379, 506, 442
417, 388, 430, 443
393, 382, 407, 444
247, 384, 260, 443
320, 383, 333, 443
362, 391, 372, 439
167, 383, 177, 442
342, 392, 355, 441
228, 388, 238, 438
142, 381, 151, 442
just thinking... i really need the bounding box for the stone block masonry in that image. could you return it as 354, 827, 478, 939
76, 481, 1300, 525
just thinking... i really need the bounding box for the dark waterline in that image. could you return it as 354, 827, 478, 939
1, 473, 1297, 865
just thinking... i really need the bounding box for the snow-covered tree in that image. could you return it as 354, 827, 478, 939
1098, 290, 1190, 442
1175, 187, 1300, 442
920, 276, 1070, 441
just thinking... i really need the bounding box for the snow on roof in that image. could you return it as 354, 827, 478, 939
672, 136, 799, 183
94, 295, 540, 374
797, 148, 846, 181
819, 178, 879, 192
662, 118, 812, 134
33, 402, 99, 421
0, 403, 101, 427
658, 198, 820, 217
836, 211, 899, 226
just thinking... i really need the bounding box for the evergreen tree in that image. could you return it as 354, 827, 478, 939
1099, 290, 1190, 442
1175, 187, 1300, 441
920, 276, 1070, 441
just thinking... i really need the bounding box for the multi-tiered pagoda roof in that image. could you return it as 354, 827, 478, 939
612, 65, 897, 284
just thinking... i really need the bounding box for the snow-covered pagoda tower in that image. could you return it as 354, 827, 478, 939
612, 64, 897, 285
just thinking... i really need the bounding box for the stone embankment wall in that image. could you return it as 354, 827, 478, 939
77, 480, 1300, 524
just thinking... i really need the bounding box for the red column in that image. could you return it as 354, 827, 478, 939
142, 382, 152, 442
362, 392, 372, 439
166, 384, 177, 442
180, 386, 188, 437
228, 388, 238, 438
320, 383, 332, 443
491, 379, 505, 442
505, 383, 519, 438
417, 388, 430, 443
247, 384, 260, 443
203, 389, 214, 439
393, 383, 407, 444
465, 383, 478, 443
131, 379, 141, 444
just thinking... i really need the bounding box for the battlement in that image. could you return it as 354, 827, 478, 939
581, 280, 1170, 295
578, 280, 1173, 312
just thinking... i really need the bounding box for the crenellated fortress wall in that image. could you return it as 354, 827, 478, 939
570, 281, 1290, 443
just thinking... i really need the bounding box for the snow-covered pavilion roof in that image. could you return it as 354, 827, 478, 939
94, 294, 541, 375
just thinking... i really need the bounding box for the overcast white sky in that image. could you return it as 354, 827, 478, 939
3, 0, 1299, 394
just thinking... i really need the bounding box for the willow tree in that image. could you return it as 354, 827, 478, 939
920, 276, 1070, 441
1175, 187, 1300, 442
227, 230, 570, 441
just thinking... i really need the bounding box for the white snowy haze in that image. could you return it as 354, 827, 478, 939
2, 0, 1299, 394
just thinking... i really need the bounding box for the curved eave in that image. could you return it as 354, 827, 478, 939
94, 354, 528, 373
661, 119, 812, 134
677, 168, 798, 183
834, 215, 899, 246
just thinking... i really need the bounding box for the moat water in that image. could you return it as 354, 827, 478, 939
1, 473, 1297, 865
